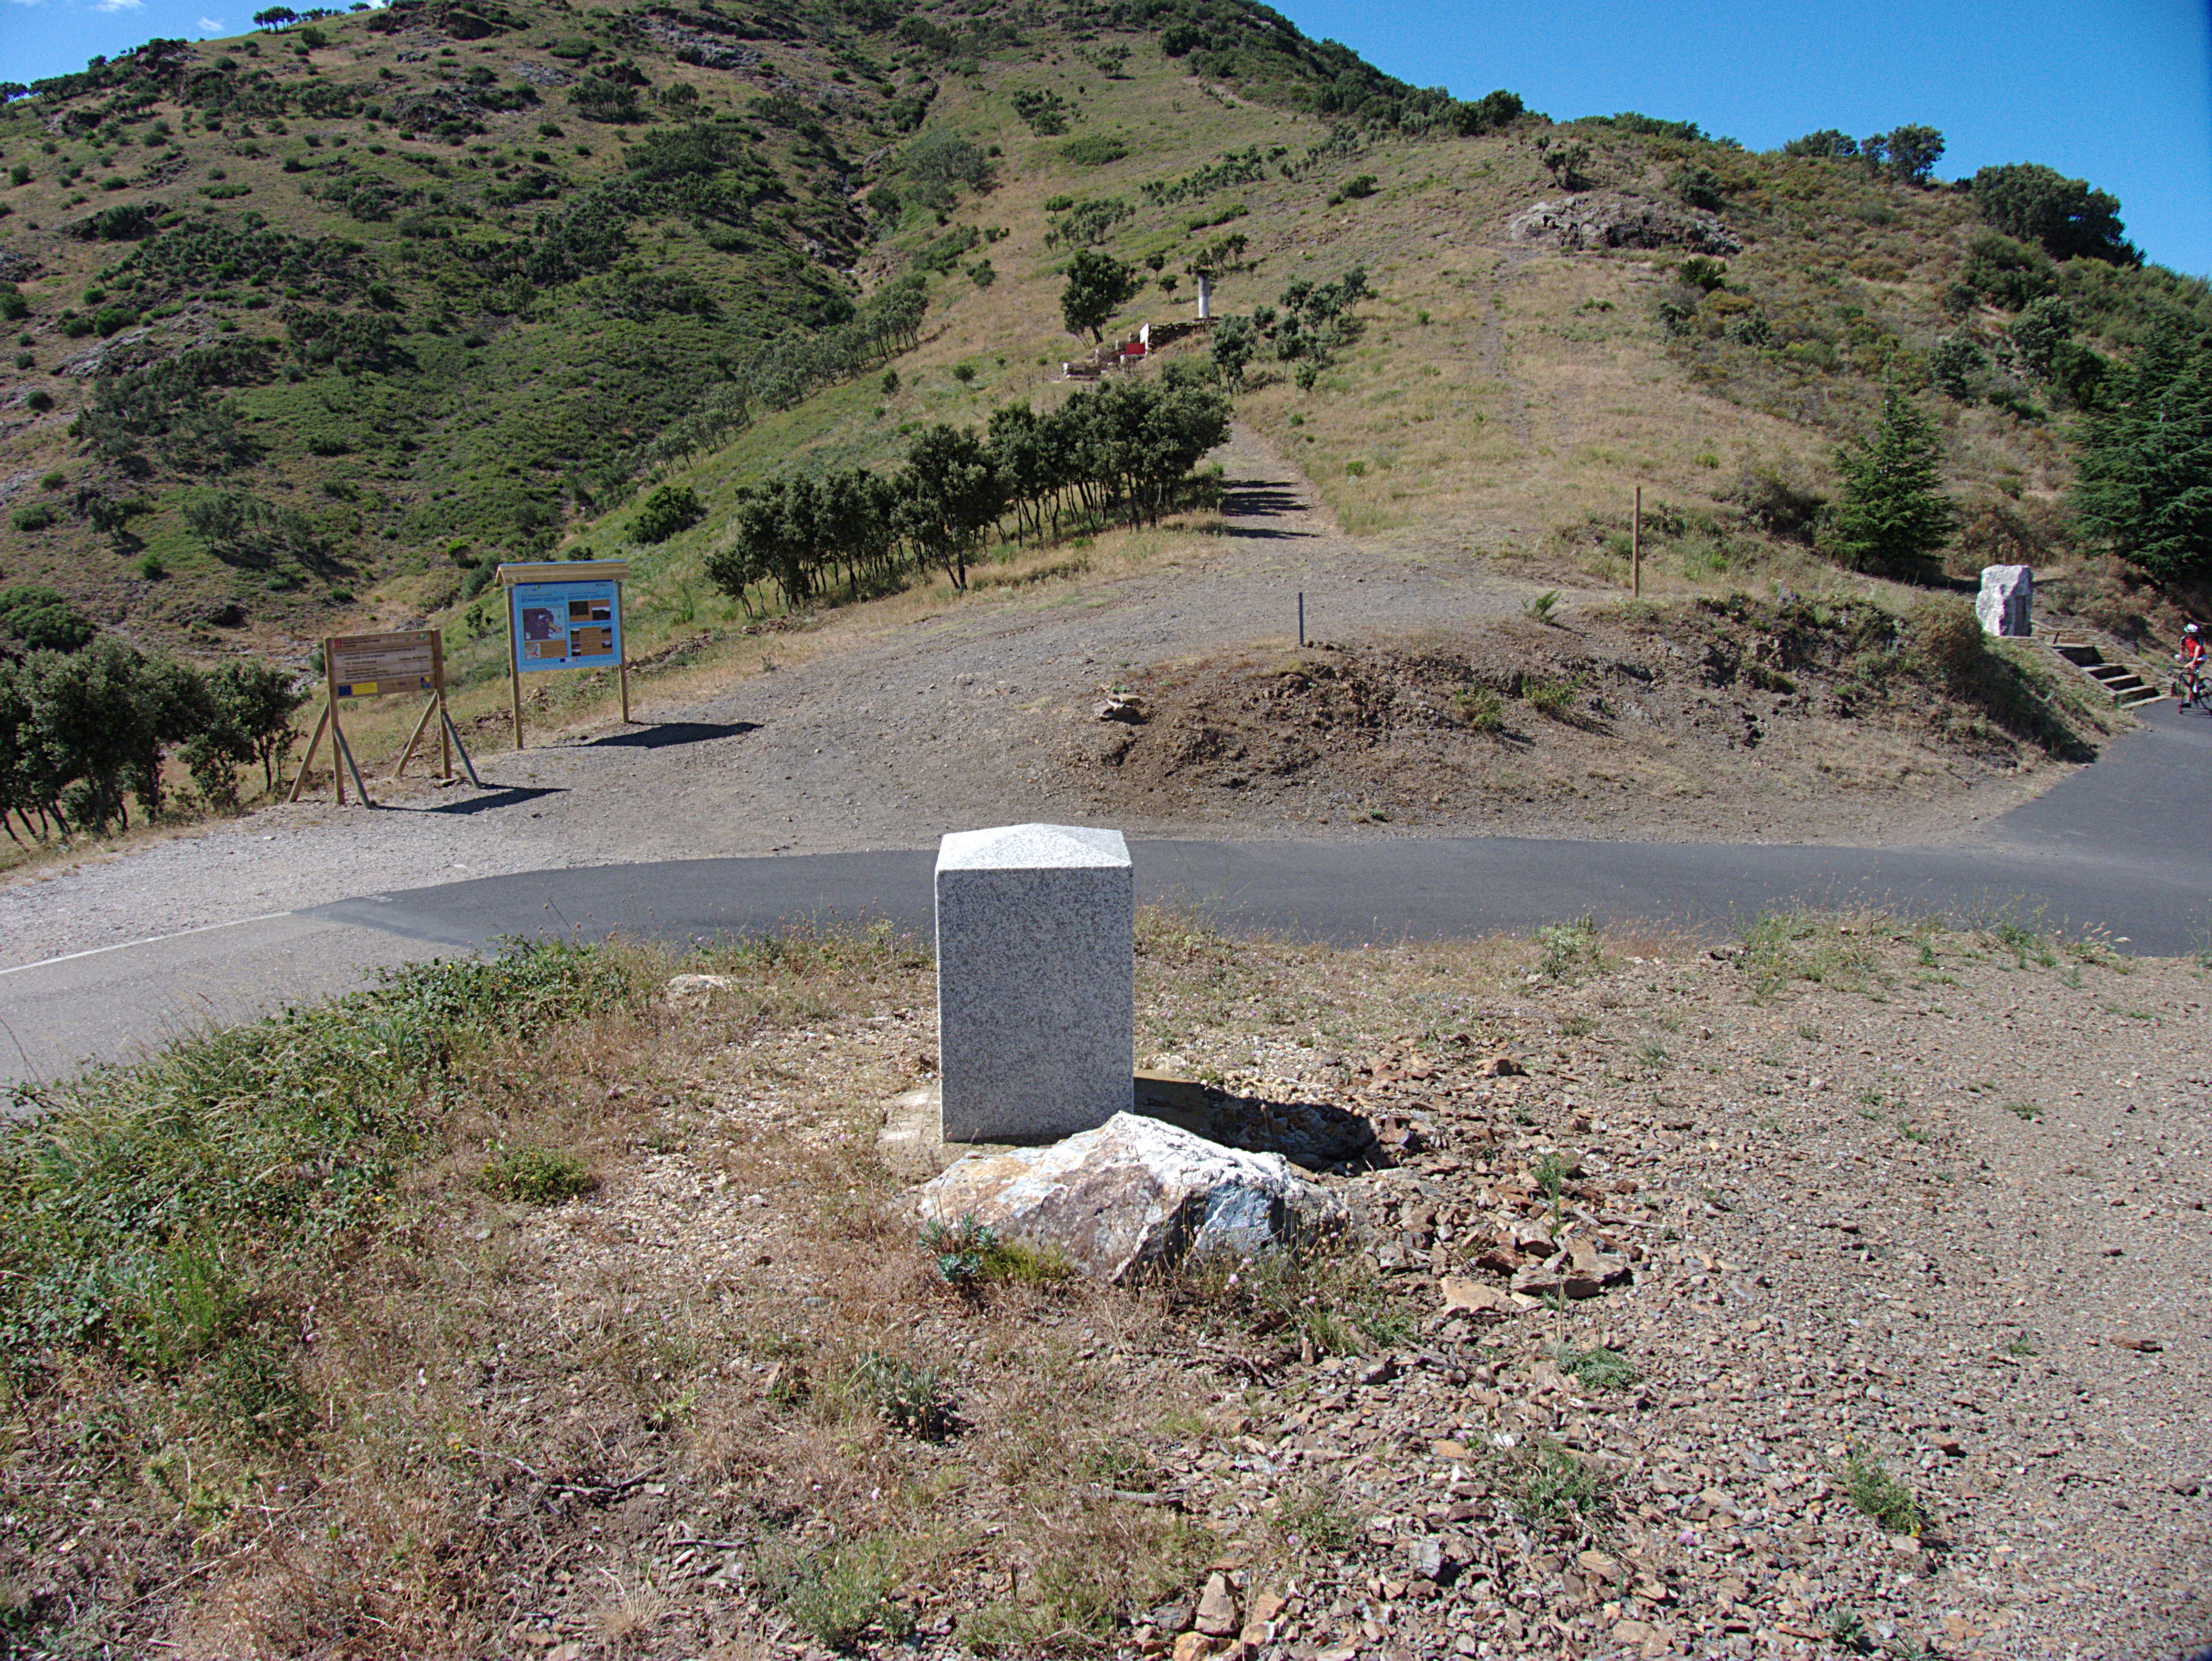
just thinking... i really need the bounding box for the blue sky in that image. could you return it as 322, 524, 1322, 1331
1288, 0, 2212, 278
3, 0, 2208, 275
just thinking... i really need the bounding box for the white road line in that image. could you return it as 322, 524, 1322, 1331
0, 911, 301, 977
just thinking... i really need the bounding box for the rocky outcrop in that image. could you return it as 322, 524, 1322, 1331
1505, 194, 1740, 256
912, 1111, 1346, 1281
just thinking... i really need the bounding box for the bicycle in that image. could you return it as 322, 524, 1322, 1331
2177, 654, 2206, 709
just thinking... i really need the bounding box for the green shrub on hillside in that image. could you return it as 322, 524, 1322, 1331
1011, 88, 1070, 137
1971, 162, 2138, 265
0, 589, 90, 653
631, 484, 704, 545
1061, 134, 1129, 167
1045, 196, 1132, 248
1951, 232, 2056, 313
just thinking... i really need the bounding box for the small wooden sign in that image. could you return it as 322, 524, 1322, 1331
288, 627, 479, 807
328, 629, 439, 699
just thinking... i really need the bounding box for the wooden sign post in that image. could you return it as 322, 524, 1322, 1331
289, 628, 479, 807
495, 560, 631, 751
1631, 485, 1642, 601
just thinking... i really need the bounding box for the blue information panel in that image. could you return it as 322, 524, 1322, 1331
511, 577, 622, 674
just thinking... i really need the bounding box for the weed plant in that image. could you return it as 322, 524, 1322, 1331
1453, 685, 1504, 730
845, 1350, 956, 1440
1537, 915, 1602, 981
1525, 675, 1583, 715
1841, 1447, 1923, 1535
1552, 1344, 1640, 1391
1508, 1437, 1613, 1528
760, 1533, 913, 1648
921, 1215, 1076, 1291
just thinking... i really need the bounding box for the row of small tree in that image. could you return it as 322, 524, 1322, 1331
704, 368, 1231, 611
0, 639, 306, 842
1208, 268, 1372, 391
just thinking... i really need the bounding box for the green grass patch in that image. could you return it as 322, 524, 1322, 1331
1059, 134, 1130, 167
1273, 1481, 1359, 1553
0, 942, 643, 1439
1508, 1436, 1612, 1527
1179, 1239, 1402, 1355
1736, 910, 1888, 997
480, 1144, 596, 1202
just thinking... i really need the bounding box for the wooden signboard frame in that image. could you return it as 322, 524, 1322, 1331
496, 560, 631, 751
288, 629, 481, 808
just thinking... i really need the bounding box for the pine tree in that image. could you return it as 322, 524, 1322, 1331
2073, 330, 2212, 581
1824, 385, 1956, 581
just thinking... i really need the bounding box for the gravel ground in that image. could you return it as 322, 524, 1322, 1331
0, 428, 2086, 973
12, 835, 2191, 1653
7, 908, 2203, 1658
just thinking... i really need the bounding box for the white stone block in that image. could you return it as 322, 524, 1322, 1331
1976, 564, 2033, 637
935, 823, 1134, 1143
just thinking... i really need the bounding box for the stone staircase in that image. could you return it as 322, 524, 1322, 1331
2035, 622, 2170, 711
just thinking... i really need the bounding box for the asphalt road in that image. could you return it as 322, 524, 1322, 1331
6, 701, 2205, 1090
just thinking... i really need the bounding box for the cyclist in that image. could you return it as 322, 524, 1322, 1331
2182, 623, 2206, 708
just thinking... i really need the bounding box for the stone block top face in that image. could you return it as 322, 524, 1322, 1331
937, 822, 1131, 875
1980, 564, 2032, 587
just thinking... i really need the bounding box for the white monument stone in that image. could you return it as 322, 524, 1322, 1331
935, 823, 1134, 1143
1976, 564, 2033, 637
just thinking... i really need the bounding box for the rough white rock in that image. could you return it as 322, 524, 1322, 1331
665, 973, 740, 1008
912, 1111, 1345, 1281
1976, 564, 2033, 637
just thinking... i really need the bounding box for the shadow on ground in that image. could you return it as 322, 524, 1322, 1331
1219, 478, 1319, 538
586, 721, 760, 750
409, 785, 568, 816
1136, 1072, 1381, 1170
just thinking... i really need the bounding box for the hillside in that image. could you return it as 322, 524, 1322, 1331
1, 0, 2209, 831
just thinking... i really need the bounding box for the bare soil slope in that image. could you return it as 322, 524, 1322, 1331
1064, 595, 2111, 845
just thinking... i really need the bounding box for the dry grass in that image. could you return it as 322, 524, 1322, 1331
0, 906, 1608, 1657
3, 900, 2191, 1656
